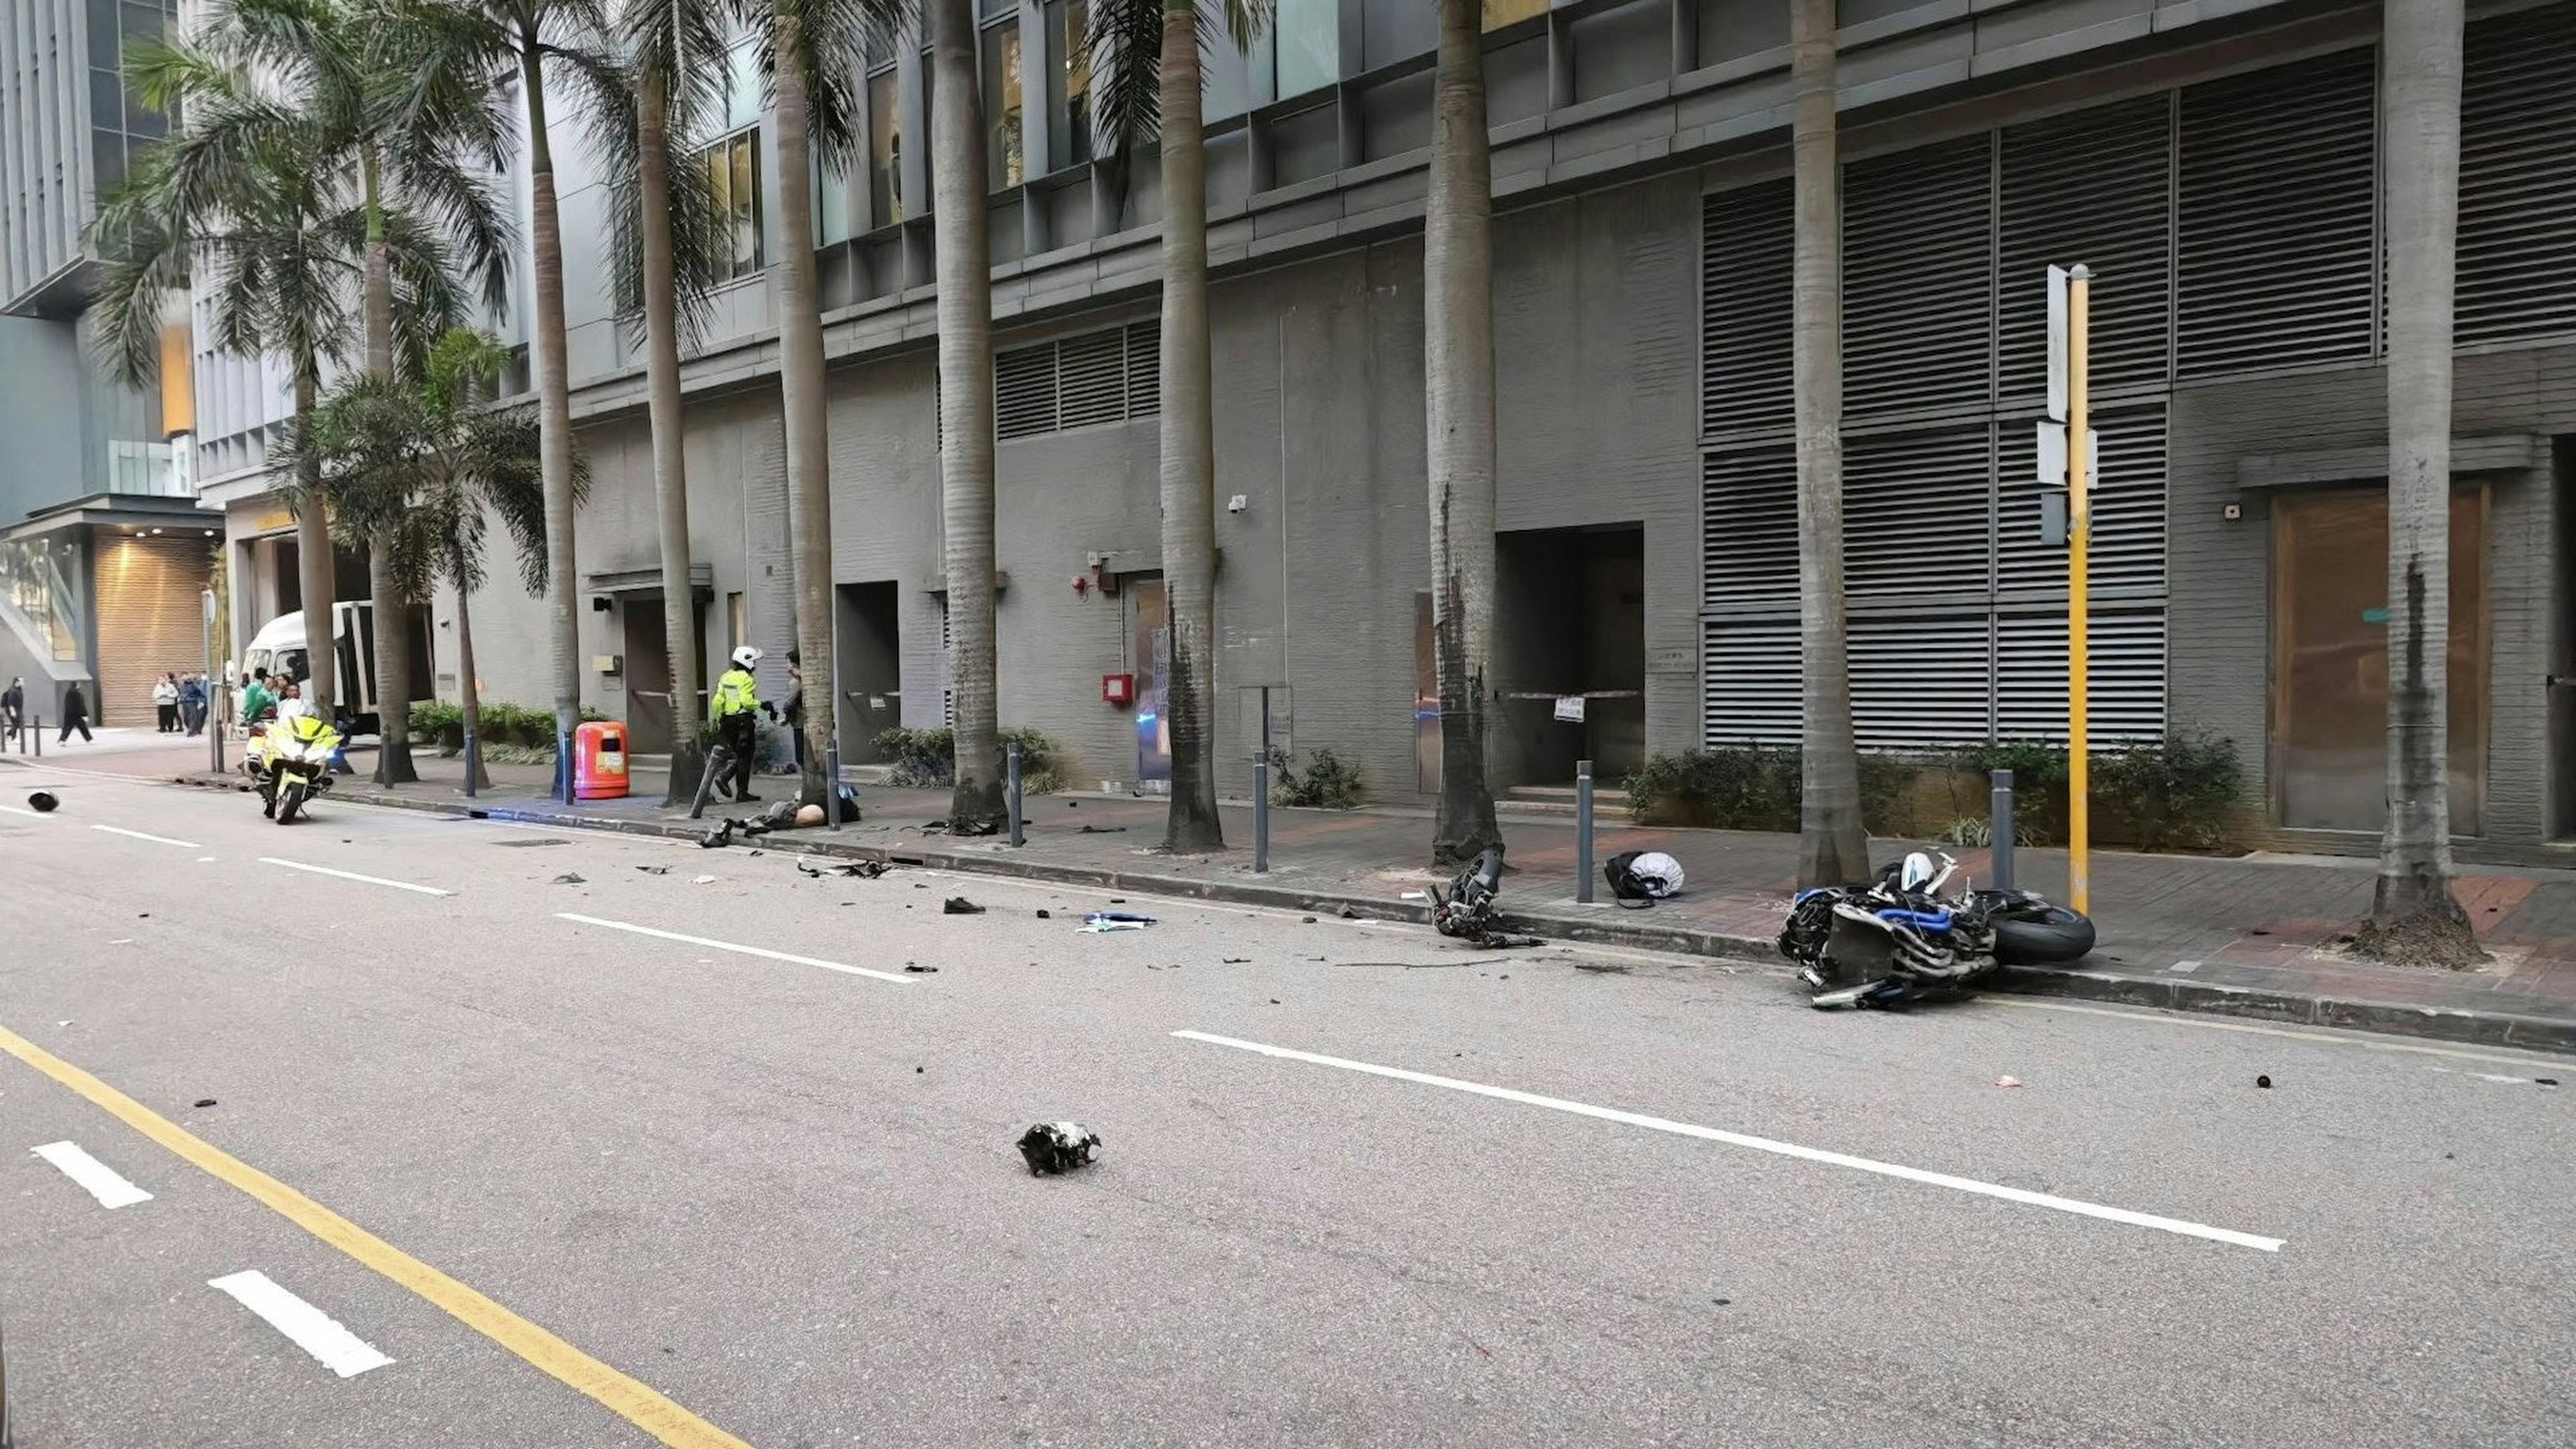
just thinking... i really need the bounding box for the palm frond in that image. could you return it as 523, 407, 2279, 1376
1086, 0, 1163, 155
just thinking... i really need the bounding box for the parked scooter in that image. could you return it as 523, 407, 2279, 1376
249, 712, 343, 824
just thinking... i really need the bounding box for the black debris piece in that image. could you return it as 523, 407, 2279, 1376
2538, 1078, 2560, 1087
916, 1066, 924, 1073
797, 859, 888, 880
1035, 909, 1052, 920
1078, 825, 1129, 834
1110, 898, 1127, 904
1017, 1122, 1101, 1176
551, 873, 586, 885
921, 820, 949, 834
1575, 960, 1632, 974
905, 963, 939, 973
193, 1099, 217, 1108
1222, 957, 1251, 964
27, 792, 57, 812
2256, 1075, 2273, 1089
1335, 905, 1361, 919
1302, 916, 1317, 924
944, 897, 986, 915
635, 864, 671, 875
699, 821, 735, 849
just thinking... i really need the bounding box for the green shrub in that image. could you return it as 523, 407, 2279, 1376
1856, 752, 1926, 836
1268, 747, 1365, 808
1624, 744, 1802, 831
416, 700, 606, 754
1936, 739, 2072, 845
2095, 727, 2244, 851
869, 725, 1063, 793
412, 702, 462, 747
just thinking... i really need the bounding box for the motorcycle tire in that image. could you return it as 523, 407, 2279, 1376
275, 781, 307, 825
1973, 892, 2095, 965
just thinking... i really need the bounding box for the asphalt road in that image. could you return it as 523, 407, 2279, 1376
0, 762, 2569, 1448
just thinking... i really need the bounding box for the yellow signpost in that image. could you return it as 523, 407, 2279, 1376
2066, 265, 2092, 917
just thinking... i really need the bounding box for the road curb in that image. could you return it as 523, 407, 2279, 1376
165, 772, 2576, 1054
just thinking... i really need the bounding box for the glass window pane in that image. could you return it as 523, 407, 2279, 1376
727, 42, 762, 131
984, 20, 1022, 191
91, 70, 123, 128
730, 133, 760, 271
91, 128, 125, 195
1051, 0, 1091, 171
817, 154, 854, 245
1275, 0, 1337, 99
1483, 0, 1546, 27
868, 70, 900, 225
87, 0, 120, 69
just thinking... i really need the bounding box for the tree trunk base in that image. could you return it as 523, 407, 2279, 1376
375, 742, 418, 787
664, 741, 706, 808
950, 773, 1007, 836
2352, 902, 2486, 971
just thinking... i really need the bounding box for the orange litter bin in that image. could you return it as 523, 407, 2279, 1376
573, 720, 630, 800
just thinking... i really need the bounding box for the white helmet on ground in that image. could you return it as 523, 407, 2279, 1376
730, 646, 763, 670
1627, 851, 1684, 897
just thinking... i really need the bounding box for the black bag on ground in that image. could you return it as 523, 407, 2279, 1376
1603, 851, 1658, 909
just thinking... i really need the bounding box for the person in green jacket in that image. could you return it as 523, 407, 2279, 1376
241, 669, 277, 725
710, 647, 776, 802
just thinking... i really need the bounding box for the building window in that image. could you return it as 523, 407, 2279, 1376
984, 18, 1023, 191
700, 129, 762, 281
1048, 0, 1091, 171
868, 68, 901, 225
817, 153, 857, 244
1483, 0, 1545, 28
1274, 0, 1336, 99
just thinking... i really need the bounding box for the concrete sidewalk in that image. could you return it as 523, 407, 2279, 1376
124, 745, 2576, 1052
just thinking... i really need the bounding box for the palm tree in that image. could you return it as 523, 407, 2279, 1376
1789, 0, 1865, 889
1423, 0, 1500, 866
165, 0, 516, 786
1088, 0, 1269, 854
736, 0, 890, 809
618, 0, 735, 802
278, 329, 569, 791
2364, 0, 2474, 964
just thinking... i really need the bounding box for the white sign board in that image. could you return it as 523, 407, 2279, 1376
2046, 266, 2070, 423
1553, 695, 1587, 724
2035, 422, 2099, 490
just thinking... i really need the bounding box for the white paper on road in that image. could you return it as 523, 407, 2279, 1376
1176, 1031, 2287, 1253
555, 912, 918, 985
207, 1270, 394, 1379
92, 824, 204, 848
259, 857, 453, 897
31, 1140, 153, 1209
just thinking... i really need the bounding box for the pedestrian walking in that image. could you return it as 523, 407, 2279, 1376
2, 675, 22, 746
153, 673, 181, 732
59, 681, 92, 744
711, 647, 774, 803
180, 673, 208, 736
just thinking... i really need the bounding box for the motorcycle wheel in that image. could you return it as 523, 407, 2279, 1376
1973, 892, 2095, 965
275, 781, 307, 825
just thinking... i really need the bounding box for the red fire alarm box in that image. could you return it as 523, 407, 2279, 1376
1102, 673, 1135, 707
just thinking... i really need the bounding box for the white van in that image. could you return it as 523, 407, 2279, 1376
240, 601, 432, 737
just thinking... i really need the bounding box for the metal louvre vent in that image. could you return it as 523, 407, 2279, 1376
995, 344, 1056, 440
1700, 179, 1795, 439
1056, 330, 1129, 430
1843, 137, 1993, 420
2176, 47, 2378, 378
1126, 319, 1161, 417
1850, 613, 1998, 747
1843, 425, 1993, 603
2457, 7, 2576, 347
1999, 96, 2173, 400
1702, 445, 1798, 610
1701, 618, 1800, 746
1993, 609, 2166, 742
1995, 406, 2167, 602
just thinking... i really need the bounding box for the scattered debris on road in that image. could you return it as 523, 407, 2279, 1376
691, 874, 718, 885
2256, 1075, 2273, 1089
796, 859, 888, 880
905, 963, 939, 973
1035, 909, 1052, 919
1573, 959, 1631, 974
1017, 1122, 1101, 1175
193, 1099, 216, 1108
943, 896, 985, 915
550, 873, 586, 885
1223, 957, 1251, 964
1081, 911, 1156, 932
1078, 824, 1127, 834
28, 791, 57, 812
635, 864, 670, 875
1335, 905, 1363, 920
1996, 1076, 2024, 1088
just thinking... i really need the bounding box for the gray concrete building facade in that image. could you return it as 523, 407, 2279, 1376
181, 0, 2576, 854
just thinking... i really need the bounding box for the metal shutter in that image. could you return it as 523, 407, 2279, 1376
1843, 137, 1994, 419
2456, 5, 2576, 347
1993, 608, 2166, 743
1700, 617, 1800, 745
1699, 179, 1794, 439
1849, 613, 1996, 747
89, 535, 211, 728
2176, 48, 2378, 378
1056, 328, 1128, 429
1995, 405, 2167, 603
995, 341, 1056, 439
1701, 444, 1797, 610
1998, 95, 2173, 401
1843, 423, 1993, 603
1125, 319, 1161, 418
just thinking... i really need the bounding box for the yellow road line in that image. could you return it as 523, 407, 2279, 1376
0, 1024, 752, 1448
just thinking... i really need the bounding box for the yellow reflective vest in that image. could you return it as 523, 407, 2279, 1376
711, 667, 762, 723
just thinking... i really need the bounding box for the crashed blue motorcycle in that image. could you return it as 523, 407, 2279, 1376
1780, 851, 2094, 1009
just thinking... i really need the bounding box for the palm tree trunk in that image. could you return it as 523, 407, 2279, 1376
1157, 5, 1222, 853
638, 72, 704, 804
2365, 0, 2473, 963
291, 365, 336, 711
523, 40, 583, 802
455, 567, 489, 792
360, 155, 416, 784
1790, 0, 1865, 889
772, 11, 838, 808
1425, 0, 1501, 867
930, 0, 1003, 830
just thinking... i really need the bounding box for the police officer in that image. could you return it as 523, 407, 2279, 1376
711, 646, 776, 802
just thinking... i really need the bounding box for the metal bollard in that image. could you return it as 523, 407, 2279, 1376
462, 726, 480, 799
1006, 741, 1024, 847
32, 714, 40, 757
1252, 761, 1270, 873
1575, 759, 1596, 905
556, 727, 574, 803
827, 735, 844, 831
1989, 768, 2016, 892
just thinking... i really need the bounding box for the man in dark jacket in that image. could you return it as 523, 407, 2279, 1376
1, 676, 22, 744
57, 682, 91, 744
